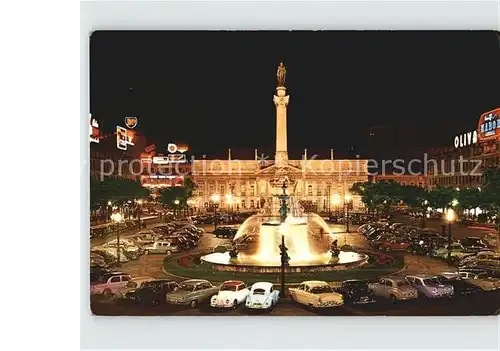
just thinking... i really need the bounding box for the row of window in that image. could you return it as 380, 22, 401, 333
429, 175, 484, 187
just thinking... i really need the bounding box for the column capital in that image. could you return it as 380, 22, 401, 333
273, 95, 289, 107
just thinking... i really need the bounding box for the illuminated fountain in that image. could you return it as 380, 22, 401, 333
201, 179, 368, 273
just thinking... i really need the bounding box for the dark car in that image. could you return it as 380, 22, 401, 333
436, 275, 483, 296
336, 280, 376, 305
122, 280, 181, 305
213, 227, 238, 238
459, 237, 490, 253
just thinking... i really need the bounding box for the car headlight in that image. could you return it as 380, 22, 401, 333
431, 288, 437, 294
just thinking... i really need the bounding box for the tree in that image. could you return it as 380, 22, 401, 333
481, 167, 500, 251
426, 187, 457, 213
158, 178, 198, 217
350, 181, 401, 218
456, 187, 481, 217
399, 185, 429, 227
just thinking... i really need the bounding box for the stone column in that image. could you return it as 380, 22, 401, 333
273, 87, 290, 167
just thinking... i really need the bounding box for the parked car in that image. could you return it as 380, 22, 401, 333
289, 281, 344, 309
121, 279, 181, 305
166, 279, 220, 308
368, 277, 418, 302
90, 272, 134, 298
405, 275, 454, 298
90, 265, 110, 284
435, 274, 483, 296
376, 237, 411, 252
244, 282, 280, 311
459, 251, 500, 267
459, 237, 490, 253
143, 241, 180, 255
460, 271, 500, 291
213, 227, 238, 238
210, 280, 250, 309
432, 243, 474, 262
336, 280, 375, 305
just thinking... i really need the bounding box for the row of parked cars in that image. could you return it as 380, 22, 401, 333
359, 221, 500, 274
191, 212, 255, 226
90, 219, 144, 240
91, 270, 500, 312
90, 221, 205, 268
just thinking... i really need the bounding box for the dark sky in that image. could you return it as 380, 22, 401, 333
90, 31, 500, 159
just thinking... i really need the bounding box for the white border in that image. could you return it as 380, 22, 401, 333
80, 1, 500, 350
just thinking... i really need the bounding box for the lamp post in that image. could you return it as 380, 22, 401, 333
210, 194, 220, 230
136, 199, 143, 228
110, 212, 123, 266
344, 193, 352, 233
446, 209, 456, 265
331, 194, 341, 218
174, 199, 180, 219
278, 181, 290, 298
225, 193, 233, 214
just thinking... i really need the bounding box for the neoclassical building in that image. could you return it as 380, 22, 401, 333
191, 63, 368, 213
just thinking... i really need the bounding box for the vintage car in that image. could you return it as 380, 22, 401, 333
166, 279, 220, 308
368, 277, 418, 302
405, 275, 454, 298
121, 279, 180, 305
460, 251, 500, 267
460, 271, 500, 291
289, 281, 344, 309
210, 280, 250, 308
90, 272, 134, 298
336, 280, 375, 304
435, 274, 483, 295
245, 282, 280, 310
143, 241, 181, 255
213, 227, 238, 238
376, 238, 411, 252
459, 237, 491, 253
432, 243, 474, 262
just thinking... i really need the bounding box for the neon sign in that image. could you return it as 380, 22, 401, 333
454, 130, 478, 148
478, 108, 500, 140
116, 126, 135, 150
89, 117, 100, 143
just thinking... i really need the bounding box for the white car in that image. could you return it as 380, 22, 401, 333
210, 280, 250, 309
289, 281, 344, 309
368, 277, 418, 302
245, 282, 279, 310
93, 246, 129, 263
460, 251, 500, 266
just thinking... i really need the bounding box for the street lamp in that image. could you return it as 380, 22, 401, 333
110, 212, 123, 266
174, 199, 180, 219
225, 193, 233, 213
136, 199, 143, 228
446, 209, 456, 265
210, 194, 220, 230
331, 193, 341, 217
278, 181, 290, 298
344, 193, 352, 233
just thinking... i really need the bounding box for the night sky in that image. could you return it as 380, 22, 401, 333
90, 31, 500, 159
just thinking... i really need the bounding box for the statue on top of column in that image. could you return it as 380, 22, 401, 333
276, 62, 286, 87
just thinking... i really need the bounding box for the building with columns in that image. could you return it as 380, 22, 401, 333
191, 63, 369, 213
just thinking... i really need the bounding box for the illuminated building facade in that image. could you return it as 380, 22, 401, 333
427, 108, 500, 189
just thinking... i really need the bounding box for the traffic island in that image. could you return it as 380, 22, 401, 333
163, 251, 404, 285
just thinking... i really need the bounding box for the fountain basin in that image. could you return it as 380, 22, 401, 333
200, 251, 368, 273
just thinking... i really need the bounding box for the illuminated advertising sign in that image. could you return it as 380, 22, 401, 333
125, 116, 138, 129
153, 156, 170, 164
454, 130, 478, 148
116, 126, 135, 150
167, 154, 187, 163
478, 108, 500, 140
141, 158, 152, 163
89, 116, 100, 143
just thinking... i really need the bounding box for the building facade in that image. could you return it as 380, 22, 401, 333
427, 108, 500, 189
191, 63, 368, 213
